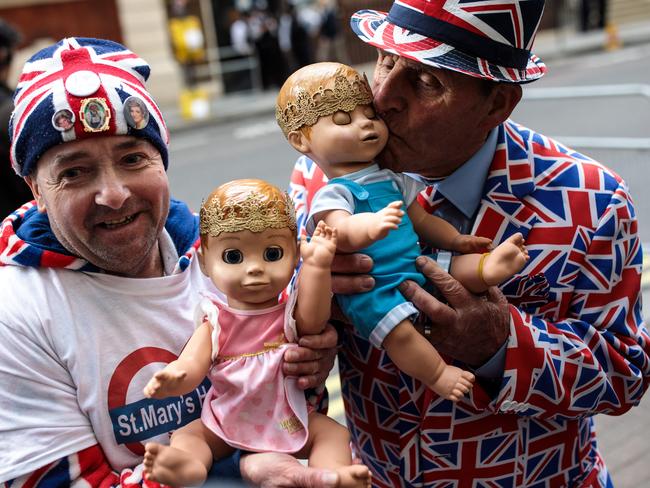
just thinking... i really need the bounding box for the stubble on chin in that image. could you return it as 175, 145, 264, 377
375, 140, 408, 173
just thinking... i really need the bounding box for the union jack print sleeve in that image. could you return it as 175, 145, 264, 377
489, 177, 649, 418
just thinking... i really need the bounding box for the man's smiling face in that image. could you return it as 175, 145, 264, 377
26, 136, 170, 278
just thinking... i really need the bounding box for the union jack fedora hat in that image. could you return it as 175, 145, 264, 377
351, 0, 547, 83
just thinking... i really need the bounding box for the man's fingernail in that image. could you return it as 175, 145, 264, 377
285, 363, 297, 374
285, 350, 297, 361
322, 472, 339, 485
360, 256, 372, 268
416, 256, 427, 267
361, 277, 375, 290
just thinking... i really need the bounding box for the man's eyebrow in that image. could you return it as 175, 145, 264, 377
52, 151, 92, 166
114, 139, 147, 151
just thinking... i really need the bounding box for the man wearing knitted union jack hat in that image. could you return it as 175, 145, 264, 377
289, 0, 649, 486
0, 38, 340, 487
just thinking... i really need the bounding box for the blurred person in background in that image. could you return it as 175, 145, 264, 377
0, 19, 32, 218
279, 2, 314, 71
251, 7, 289, 89
315, 0, 348, 63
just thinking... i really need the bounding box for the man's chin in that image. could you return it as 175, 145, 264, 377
374, 148, 399, 171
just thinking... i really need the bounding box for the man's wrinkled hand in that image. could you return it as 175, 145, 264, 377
283, 323, 338, 389
451, 234, 493, 254
241, 452, 339, 487
399, 256, 510, 366
330, 253, 374, 295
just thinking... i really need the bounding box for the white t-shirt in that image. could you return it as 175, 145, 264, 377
0, 236, 219, 481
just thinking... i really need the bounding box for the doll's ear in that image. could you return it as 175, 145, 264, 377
287, 130, 310, 154
197, 244, 208, 276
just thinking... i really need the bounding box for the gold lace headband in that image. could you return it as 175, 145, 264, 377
276, 73, 373, 135
200, 191, 297, 237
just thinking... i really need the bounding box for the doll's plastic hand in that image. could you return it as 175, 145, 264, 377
399, 256, 510, 367
368, 200, 404, 241
283, 323, 337, 389
451, 234, 493, 254
241, 452, 339, 487
301, 221, 338, 269
143, 369, 187, 399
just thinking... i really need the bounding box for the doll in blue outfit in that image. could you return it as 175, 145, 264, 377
276, 62, 529, 401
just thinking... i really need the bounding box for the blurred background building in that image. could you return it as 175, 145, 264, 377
0, 0, 649, 117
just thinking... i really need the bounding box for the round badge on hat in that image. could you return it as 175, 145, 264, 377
52, 109, 75, 132
65, 70, 102, 97
123, 96, 150, 130
79, 97, 111, 132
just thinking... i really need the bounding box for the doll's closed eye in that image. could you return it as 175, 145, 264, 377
363, 105, 378, 119
263, 246, 284, 262
222, 249, 244, 264
332, 111, 351, 125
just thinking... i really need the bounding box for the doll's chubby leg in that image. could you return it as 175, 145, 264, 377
143, 418, 233, 486
450, 232, 529, 294
297, 412, 372, 488
480, 232, 529, 286
383, 320, 475, 402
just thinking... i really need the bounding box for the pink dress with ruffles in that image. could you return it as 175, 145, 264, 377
196, 293, 309, 453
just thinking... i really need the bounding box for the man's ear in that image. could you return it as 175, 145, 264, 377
24, 175, 47, 213
293, 237, 301, 268
480, 84, 523, 131
287, 130, 310, 154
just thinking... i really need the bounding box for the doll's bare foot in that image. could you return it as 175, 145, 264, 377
143, 442, 207, 487
336, 464, 372, 488
481, 232, 529, 286
428, 366, 475, 402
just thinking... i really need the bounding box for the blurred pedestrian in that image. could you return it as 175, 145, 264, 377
279, 2, 314, 71
230, 8, 254, 56
315, 0, 348, 63
252, 8, 288, 89
580, 0, 607, 31
0, 19, 31, 218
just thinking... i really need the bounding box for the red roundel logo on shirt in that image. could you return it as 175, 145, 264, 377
107, 347, 208, 456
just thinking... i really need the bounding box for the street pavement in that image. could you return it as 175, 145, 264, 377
169, 21, 650, 488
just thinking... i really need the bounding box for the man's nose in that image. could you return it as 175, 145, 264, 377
94, 171, 130, 209
373, 64, 407, 115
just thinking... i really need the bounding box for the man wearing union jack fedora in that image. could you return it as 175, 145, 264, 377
289, 0, 649, 486
0, 37, 340, 487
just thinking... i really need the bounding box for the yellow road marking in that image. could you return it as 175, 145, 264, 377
326, 373, 345, 421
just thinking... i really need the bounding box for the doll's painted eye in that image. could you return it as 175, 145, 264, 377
222, 249, 243, 264
263, 246, 284, 262
332, 111, 351, 125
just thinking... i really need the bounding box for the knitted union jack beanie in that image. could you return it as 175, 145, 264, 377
9, 37, 169, 176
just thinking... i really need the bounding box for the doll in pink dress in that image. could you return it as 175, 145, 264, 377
142, 179, 371, 487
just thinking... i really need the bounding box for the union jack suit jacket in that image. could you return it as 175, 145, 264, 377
289, 120, 650, 487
